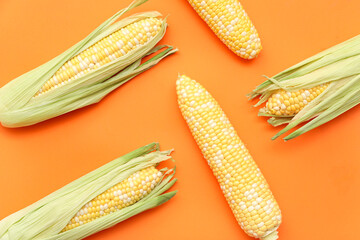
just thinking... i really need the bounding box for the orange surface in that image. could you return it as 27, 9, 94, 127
0, 0, 360, 239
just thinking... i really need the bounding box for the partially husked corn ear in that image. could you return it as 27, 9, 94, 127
187, 0, 262, 59
0, 0, 178, 128
250, 34, 360, 140
35, 17, 162, 98
262, 83, 329, 116
62, 166, 162, 232
177, 75, 281, 240
0, 143, 177, 240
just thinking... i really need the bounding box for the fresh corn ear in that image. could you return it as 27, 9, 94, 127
249, 34, 360, 140
0, 0, 177, 128
0, 143, 177, 240
187, 0, 262, 59
177, 75, 281, 240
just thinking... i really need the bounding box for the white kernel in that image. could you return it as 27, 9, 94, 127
104, 48, 110, 56
53, 75, 58, 84
92, 55, 98, 63
258, 222, 264, 228
248, 206, 254, 212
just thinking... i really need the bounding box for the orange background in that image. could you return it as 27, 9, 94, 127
0, 0, 360, 239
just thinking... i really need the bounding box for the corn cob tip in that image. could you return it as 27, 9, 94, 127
176, 74, 203, 104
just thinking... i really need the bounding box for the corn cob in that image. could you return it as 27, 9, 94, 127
177, 75, 281, 240
187, 0, 262, 59
0, 0, 177, 128
35, 17, 162, 98
0, 143, 177, 240
250, 34, 360, 140
262, 83, 330, 116
62, 166, 162, 232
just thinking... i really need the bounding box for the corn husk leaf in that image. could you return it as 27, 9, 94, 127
0, 0, 177, 127
0, 143, 177, 240
249, 34, 360, 140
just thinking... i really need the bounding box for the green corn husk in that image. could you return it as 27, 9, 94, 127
0, 143, 177, 240
0, 0, 177, 128
249, 34, 360, 140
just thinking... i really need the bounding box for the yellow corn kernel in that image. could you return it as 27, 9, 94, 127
177, 75, 281, 240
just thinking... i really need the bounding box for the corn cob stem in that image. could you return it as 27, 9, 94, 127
177, 75, 281, 239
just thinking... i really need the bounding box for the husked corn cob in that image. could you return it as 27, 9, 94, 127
35, 17, 162, 98
187, 0, 262, 59
177, 75, 281, 240
262, 83, 330, 116
62, 166, 162, 232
